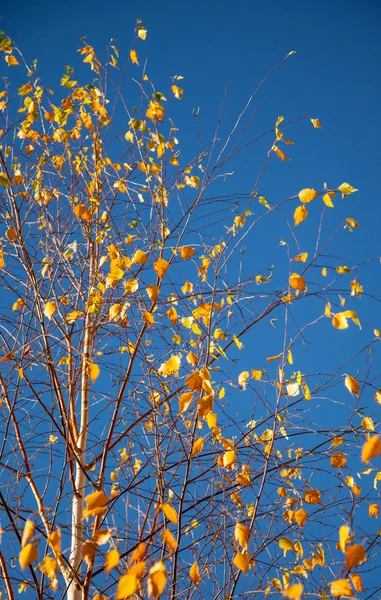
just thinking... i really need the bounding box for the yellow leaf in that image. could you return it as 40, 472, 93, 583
284, 583, 303, 600
298, 188, 318, 204
146, 285, 159, 302
369, 503, 379, 518
0, 172, 11, 186
233, 551, 250, 573
345, 544, 366, 570
179, 392, 193, 414
279, 537, 294, 556
330, 579, 353, 597
273, 145, 287, 161
137, 27, 147, 40
162, 528, 177, 554
48, 530, 61, 557
21, 520, 35, 548
345, 375, 359, 398
362, 435, 381, 463
234, 523, 250, 550
159, 354, 181, 377
223, 449, 236, 468
130, 49, 139, 65
116, 574, 139, 599
171, 85, 183, 99
189, 561, 201, 585
88, 363, 100, 383
304, 489, 322, 505
294, 508, 308, 527
180, 246, 195, 260
12, 298, 25, 311
339, 525, 351, 551
322, 267, 327, 277
93, 529, 111, 545
109, 303, 123, 321
192, 438, 205, 456
6, 55, 19, 66
311, 118, 321, 128
289, 273, 306, 292
84, 490, 108, 518
128, 561, 146, 579
184, 175, 200, 189
39, 555, 58, 579
132, 249, 148, 265
142, 311, 155, 327
161, 503, 178, 525
362, 416, 375, 432
336, 265, 351, 274
233, 335, 244, 349
238, 371, 250, 390
129, 542, 146, 564
346, 217, 360, 228
104, 548, 120, 573
294, 252, 308, 263
148, 561, 167, 598
19, 543, 38, 570
323, 193, 334, 207
375, 390, 381, 404
65, 309, 83, 324
154, 257, 169, 278
338, 183, 358, 198
44, 302, 57, 320
294, 205, 308, 226
251, 369, 262, 380
332, 311, 360, 330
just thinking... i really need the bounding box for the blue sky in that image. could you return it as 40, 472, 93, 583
1, 0, 381, 596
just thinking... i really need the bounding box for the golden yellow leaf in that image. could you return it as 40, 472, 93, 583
88, 363, 100, 383
350, 574, 364, 592
105, 548, 119, 573
184, 175, 200, 189
159, 354, 181, 377
311, 118, 321, 128
284, 583, 303, 600
223, 450, 236, 468
294, 205, 308, 226
189, 561, 201, 585
273, 145, 287, 161
180, 246, 195, 260
279, 537, 294, 556
179, 392, 193, 414
304, 489, 322, 505
322, 192, 334, 207
362, 435, 381, 463
166, 306, 178, 324
345, 375, 359, 398
65, 309, 83, 324
339, 525, 351, 551
128, 561, 146, 579
128, 542, 146, 564
171, 85, 183, 99
346, 217, 360, 228
345, 544, 366, 570
289, 273, 306, 292
298, 188, 318, 204
234, 523, 250, 550
148, 561, 167, 598
375, 390, 381, 404
186, 371, 203, 391
192, 438, 205, 456
146, 285, 159, 302
233, 335, 244, 349
142, 311, 155, 326
233, 551, 250, 573
161, 503, 178, 525
162, 528, 178, 554
84, 490, 108, 518
154, 257, 169, 278
44, 302, 57, 320
294, 508, 308, 527
251, 369, 262, 380
6, 55, 19, 66
116, 574, 139, 599
93, 529, 111, 545
369, 503, 379, 518
330, 453, 346, 468
294, 252, 308, 263
332, 311, 360, 330
39, 555, 58, 579
137, 27, 147, 40
130, 49, 139, 65
48, 530, 61, 557
331, 579, 353, 597
19, 543, 38, 570
132, 249, 148, 265
362, 416, 375, 431
21, 520, 35, 548
338, 183, 358, 198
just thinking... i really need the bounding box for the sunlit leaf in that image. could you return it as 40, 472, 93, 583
284, 583, 303, 600
161, 503, 178, 525
88, 363, 100, 383
289, 273, 306, 292
19, 543, 38, 570
105, 548, 120, 573
362, 435, 381, 463
189, 561, 201, 585
330, 579, 353, 597
234, 523, 250, 550
21, 520, 35, 548
233, 551, 250, 573
298, 188, 318, 204
345, 545, 366, 570
116, 573, 139, 599
338, 183, 358, 198
44, 302, 57, 320
345, 375, 359, 398
304, 489, 322, 505
148, 561, 167, 598
162, 528, 178, 554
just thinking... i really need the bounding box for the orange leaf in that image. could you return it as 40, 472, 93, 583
162, 528, 178, 554
330, 579, 353, 597
362, 435, 381, 463
294, 508, 308, 527
234, 523, 250, 550
161, 503, 178, 525
350, 574, 364, 592
233, 551, 249, 573
345, 375, 360, 398
105, 548, 120, 573
180, 246, 195, 260
189, 561, 201, 585
191, 438, 205, 456
304, 489, 322, 505
289, 273, 306, 292
142, 311, 155, 326
345, 544, 366, 570
153, 258, 169, 278
128, 542, 146, 564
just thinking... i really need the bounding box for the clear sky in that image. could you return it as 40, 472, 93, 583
1, 0, 381, 595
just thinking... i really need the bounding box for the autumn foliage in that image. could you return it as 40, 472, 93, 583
0, 20, 380, 600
